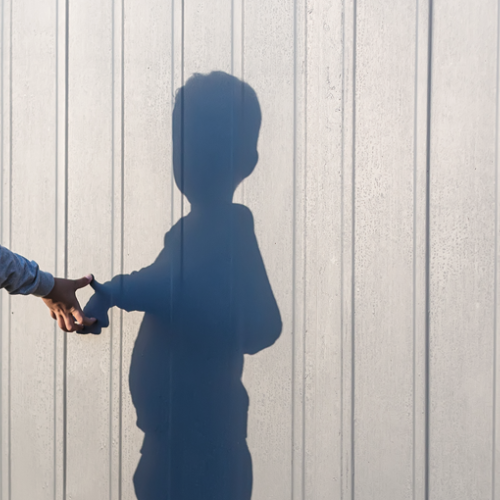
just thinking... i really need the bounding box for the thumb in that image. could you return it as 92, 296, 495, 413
73, 308, 96, 326
73, 274, 94, 290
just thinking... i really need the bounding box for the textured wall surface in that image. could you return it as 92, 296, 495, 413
0, 0, 499, 499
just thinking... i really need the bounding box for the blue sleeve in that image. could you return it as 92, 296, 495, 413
0, 245, 55, 296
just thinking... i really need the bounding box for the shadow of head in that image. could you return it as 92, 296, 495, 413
172, 71, 261, 206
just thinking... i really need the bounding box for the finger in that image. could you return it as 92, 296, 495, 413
57, 315, 68, 332
73, 308, 96, 326
73, 274, 94, 290
64, 314, 76, 332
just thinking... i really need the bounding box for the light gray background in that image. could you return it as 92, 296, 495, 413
0, 0, 498, 499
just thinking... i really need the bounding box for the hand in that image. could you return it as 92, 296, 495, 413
42, 275, 96, 332
77, 279, 113, 334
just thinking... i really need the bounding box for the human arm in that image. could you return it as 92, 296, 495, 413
0, 245, 96, 332
0, 244, 54, 296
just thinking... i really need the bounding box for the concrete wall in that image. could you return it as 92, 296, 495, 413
0, 0, 498, 499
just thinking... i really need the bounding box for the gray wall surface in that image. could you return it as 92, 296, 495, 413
0, 0, 498, 499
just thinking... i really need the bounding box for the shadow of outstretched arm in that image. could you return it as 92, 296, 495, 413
78, 247, 172, 334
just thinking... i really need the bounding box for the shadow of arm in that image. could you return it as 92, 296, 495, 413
80, 248, 172, 333
241, 300, 282, 355
235, 206, 282, 354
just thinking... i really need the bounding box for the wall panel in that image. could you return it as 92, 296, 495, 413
242, 0, 296, 498
303, 0, 344, 498
354, 1, 418, 498
7, 1, 62, 499
184, 0, 232, 76
0, 1, 13, 498
121, 0, 173, 497
429, 1, 498, 499
66, 0, 114, 498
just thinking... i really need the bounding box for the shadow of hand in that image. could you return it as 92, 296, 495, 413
77, 280, 112, 334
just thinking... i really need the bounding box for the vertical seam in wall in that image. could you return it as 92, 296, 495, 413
231, 0, 234, 75
240, 0, 245, 203
0, 0, 2, 208
119, 0, 125, 496
54, 0, 59, 496
110, 0, 115, 496
63, 0, 69, 497
340, 0, 345, 496
8, 0, 12, 496
64, 1, 69, 280
351, 0, 357, 498
241, 0, 244, 80
301, 0, 308, 499
292, 0, 297, 494
230, 0, 238, 359
229, 0, 234, 337
493, 1, 500, 498
0, 0, 3, 492
6, 317, 9, 500
424, 1, 433, 499
180, 0, 184, 331
170, 0, 175, 229
177, 3, 186, 494
178, 15, 185, 498
0, 0, 4, 493
0, 0, 4, 498
412, 0, 419, 499
167, 2, 175, 496
180, 0, 184, 221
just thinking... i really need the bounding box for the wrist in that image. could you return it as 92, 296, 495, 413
35, 271, 55, 298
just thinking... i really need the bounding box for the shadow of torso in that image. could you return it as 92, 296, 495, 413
119, 203, 281, 500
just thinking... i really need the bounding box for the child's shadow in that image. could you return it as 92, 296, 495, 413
82, 72, 282, 500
